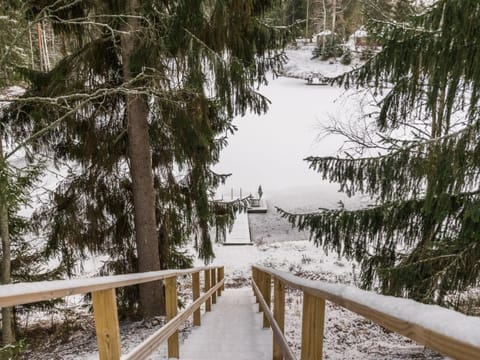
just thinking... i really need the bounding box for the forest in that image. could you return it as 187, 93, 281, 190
1, 0, 480, 358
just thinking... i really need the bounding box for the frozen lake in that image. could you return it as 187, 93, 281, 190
214, 76, 365, 208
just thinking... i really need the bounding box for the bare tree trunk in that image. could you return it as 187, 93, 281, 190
322, 0, 327, 53
305, 0, 310, 40
0, 139, 14, 345
331, 0, 337, 37
41, 21, 50, 71
36, 22, 44, 71
28, 22, 35, 69
121, 0, 164, 316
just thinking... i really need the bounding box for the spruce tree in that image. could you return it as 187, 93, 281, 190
4, 0, 287, 315
279, 0, 480, 307
0, 1, 41, 345
0, 1, 30, 88
0, 112, 59, 346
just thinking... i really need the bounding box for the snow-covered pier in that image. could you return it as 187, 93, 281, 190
224, 212, 252, 245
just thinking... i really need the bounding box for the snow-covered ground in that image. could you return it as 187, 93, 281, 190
20, 237, 443, 360
282, 42, 359, 79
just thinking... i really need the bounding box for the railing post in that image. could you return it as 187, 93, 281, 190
273, 277, 285, 360
166, 276, 179, 359
257, 270, 263, 311
217, 268, 222, 296
262, 272, 271, 328
92, 289, 121, 360
192, 271, 201, 326
204, 269, 211, 312
218, 266, 225, 291
211, 268, 217, 304
253, 267, 259, 303
301, 292, 325, 360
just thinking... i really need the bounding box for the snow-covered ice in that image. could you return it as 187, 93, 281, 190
214, 76, 364, 199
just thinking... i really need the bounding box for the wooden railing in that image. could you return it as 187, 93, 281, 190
0, 266, 225, 360
252, 265, 480, 360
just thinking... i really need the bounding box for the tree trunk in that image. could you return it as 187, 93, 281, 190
322, 0, 327, 53
36, 22, 44, 72
120, 0, 164, 316
0, 139, 15, 345
305, 0, 310, 40
28, 22, 35, 69
41, 20, 50, 71
331, 0, 337, 38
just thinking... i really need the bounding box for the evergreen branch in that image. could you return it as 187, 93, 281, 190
47, 15, 137, 36
277, 188, 480, 303
305, 118, 480, 200
182, 28, 224, 62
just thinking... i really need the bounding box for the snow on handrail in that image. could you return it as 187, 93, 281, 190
0, 266, 219, 308
253, 265, 480, 360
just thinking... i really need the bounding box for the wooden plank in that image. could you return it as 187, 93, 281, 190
253, 267, 259, 303
181, 288, 271, 359
0, 266, 215, 308
258, 271, 263, 312
252, 278, 297, 360
165, 276, 179, 359
122, 279, 224, 360
263, 272, 271, 328
192, 272, 201, 326
217, 270, 221, 298
92, 289, 121, 360
301, 292, 325, 360
218, 266, 224, 296
273, 278, 285, 360
253, 265, 480, 360
205, 269, 211, 312
211, 268, 217, 305
220, 266, 225, 291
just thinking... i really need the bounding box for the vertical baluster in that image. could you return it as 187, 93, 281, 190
273, 278, 285, 360
258, 270, 264, 311
211, 268, 217, 304
92, 289, 121, 360
262, 272, 271, 328
166, 276, 179, 358
217, 268, 222, 296
205, 269, 211, 312
219, 266, 225, 291
301, 292, 325, 360
192, 271, 201, 326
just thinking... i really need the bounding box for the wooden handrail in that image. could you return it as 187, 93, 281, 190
0, 265, 225, 360
252, 265, 480, 360
0, 266, 215, 308
252, 276, 297, 360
